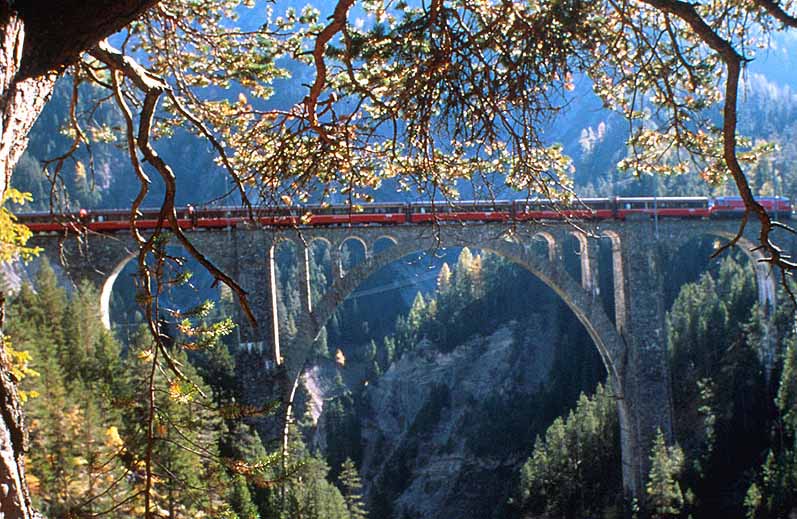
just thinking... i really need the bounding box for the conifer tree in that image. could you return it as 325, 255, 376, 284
263, 429, 350, 519
229, 474, 260, 519
666, 255, 769, 513
11, 277, 132, 517
381, 336, 395, 367
745, 330, 797, 518
436, 263, 452, 293
516, 383, 620, 518
25, 345, 72, 516
339, 457, 368, 519
365, 339, 380, 378
60, 281, 115, 385
34, 261, 66, 336
313, 326, 330, 359
646, 430, 686, 519
469, 253, 484, 299
120, 328, 234, 518
453, 248, 475, 301
407, 292, 427, 332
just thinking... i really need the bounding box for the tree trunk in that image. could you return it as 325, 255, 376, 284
0, 6, 55, 198
0, 2, 159, 515
0, 338, 40, 519
0, 8, 54, 519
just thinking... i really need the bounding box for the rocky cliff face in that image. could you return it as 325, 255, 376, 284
350, 320, 558, 519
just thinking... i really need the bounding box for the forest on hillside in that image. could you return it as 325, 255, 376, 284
6, 238, 797, 517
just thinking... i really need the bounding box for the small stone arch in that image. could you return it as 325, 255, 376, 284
338, 235, 369, 275
308, 236, 333, 250
372, 235, 398, 255
273, 236, 300, 253
531, 231, 556, 261
567, 231, 594, 292
99, 251, 137, 330
600, 230, 627, 334
308, 237, 334, 289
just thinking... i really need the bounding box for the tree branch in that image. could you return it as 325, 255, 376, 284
90, 40, 259, 326
15, 0, 160, 79
640, 0, 797, 284
752, 0, 797, 28
304, 0, 355, 139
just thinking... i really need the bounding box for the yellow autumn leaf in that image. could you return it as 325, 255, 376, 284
0, 188, 40, 263
168, 380, 192, 404
335, 348, 346, 367
26, 472, 40, 494
105, 426, 124, 449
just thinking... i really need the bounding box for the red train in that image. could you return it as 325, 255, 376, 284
17, 196, 792, 233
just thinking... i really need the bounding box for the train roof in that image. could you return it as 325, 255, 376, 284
616, 196, 709, 202
714, 195, 790, 201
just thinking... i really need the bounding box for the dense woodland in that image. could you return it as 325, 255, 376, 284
5, 261, 374, 519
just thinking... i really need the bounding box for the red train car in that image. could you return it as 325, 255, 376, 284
409, 201, 512, 223
15, 195, 792, 233
711, 196, 791, 217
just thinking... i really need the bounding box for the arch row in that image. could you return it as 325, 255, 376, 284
90, 222, 777, 352
269, 233, 401, 281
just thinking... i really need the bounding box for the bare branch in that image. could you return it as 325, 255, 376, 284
91, 39, 259, 327
304, 0, 355, 140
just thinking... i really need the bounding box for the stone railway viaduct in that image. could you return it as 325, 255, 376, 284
29, 217, 779, 501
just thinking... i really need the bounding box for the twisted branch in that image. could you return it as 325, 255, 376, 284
641, 0, 797, 301
90, 40, 258, 325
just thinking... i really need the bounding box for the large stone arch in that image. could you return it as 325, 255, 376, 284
290, 230, 623, 384
286, 226, 659, 498
29, 233, 140, 331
